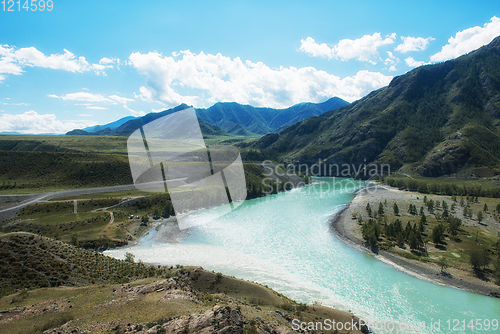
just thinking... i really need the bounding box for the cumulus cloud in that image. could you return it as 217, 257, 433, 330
299, 33, 396, 62
384, 51, 400, 71
99, 57, 119, 65
0, 110, 96, 134
0, 45, 113, 80
405, 57, 430, 68
395, 36, 434, 53
129, 50, 393, 107
431, 16, 500, 62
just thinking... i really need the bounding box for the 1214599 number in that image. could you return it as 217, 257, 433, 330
2, 0, 53, 11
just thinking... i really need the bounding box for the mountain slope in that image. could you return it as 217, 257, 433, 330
254, 35, 500, 177
67, 97, 348, 137
83, 116, 137, 133
195, 97, 348, 134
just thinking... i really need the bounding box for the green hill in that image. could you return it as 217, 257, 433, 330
0, 232, 365, 334
0, 233, 167, 296
254, 35, 500, 178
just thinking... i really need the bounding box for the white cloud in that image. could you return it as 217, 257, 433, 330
384, 51, 400, 67
431, 16, 500, 62
108, 94, 134, 105
298, 37, 334, 58
0, 110, 96, 134
51, 92, 110, 103
0, 45, 113, 80
129, 108, 145, 117
99, 57, 117, 65
405, 57, 430, 68
389, 65, 397, 72
75, 103, 109, 110
2, 101, 29, 106
50, 92, 134, 113
299, 33, 396, 62
395, 36, 434, 53
129, 50, 393, 107
50, 92, 133, 105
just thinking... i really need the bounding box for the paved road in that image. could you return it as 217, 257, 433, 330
0, 178, 188, 222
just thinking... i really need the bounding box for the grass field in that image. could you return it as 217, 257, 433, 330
0, 134, 265, 194
0, 135, 129, 154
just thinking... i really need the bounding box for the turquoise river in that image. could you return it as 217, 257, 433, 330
105, 178, 500, 334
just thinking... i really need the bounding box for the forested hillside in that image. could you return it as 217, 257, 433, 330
254, 36, 500, 178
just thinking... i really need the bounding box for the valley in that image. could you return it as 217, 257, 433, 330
2, 32, 500, 334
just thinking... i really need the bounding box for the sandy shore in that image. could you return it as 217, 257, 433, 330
330, 185, 500, 298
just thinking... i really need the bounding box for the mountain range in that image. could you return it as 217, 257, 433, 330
82, 116, 137, 133
67, 97, 348, 137
254, 35, 500, 177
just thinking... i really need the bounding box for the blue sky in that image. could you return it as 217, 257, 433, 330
1, 0, 500, 134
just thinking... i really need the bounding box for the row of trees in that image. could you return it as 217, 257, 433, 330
362, 198, 464, 251
384, 177, 500, 198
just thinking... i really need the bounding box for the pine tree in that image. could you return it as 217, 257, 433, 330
378, 202, 384, 216
393, 219, 403, 236
484, 203, 488, 212
431, 224, 445, 245
366, 203, 372, 217
409, 231, 418, 250
477, 211, 483, 223
426, 199, 434, 213
448, 217, 461, 239
404, 222, 413, 241
393, 202, 399, 215
418, 219, 425, 234
396, 232, 404, 247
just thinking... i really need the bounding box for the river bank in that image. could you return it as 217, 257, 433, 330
329, 184, 500, 298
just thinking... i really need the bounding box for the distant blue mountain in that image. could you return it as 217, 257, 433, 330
196, 97, 349, 135
83, 116, 137, 132
67, 97, 349, 136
